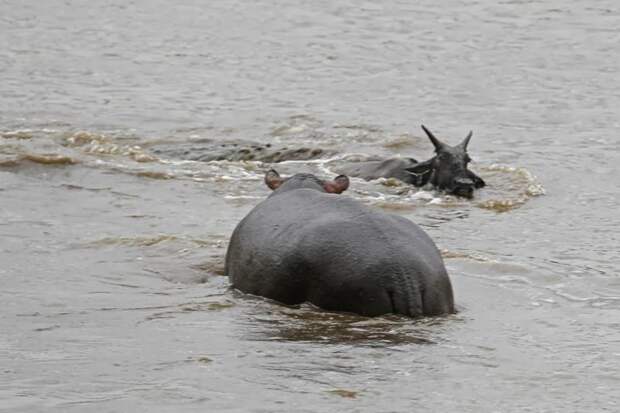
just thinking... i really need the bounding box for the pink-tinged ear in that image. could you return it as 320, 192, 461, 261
265, 169, 283, 190
323, 175, 349, 194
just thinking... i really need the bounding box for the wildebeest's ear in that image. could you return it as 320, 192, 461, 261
265, 169, 284, 190
405, 158, 434, 187
467, 170, 486, 188
323, 175, 349, 194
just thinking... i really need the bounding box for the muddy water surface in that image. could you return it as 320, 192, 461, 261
1, 1, 619, 412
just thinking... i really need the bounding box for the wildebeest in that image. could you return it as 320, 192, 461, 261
225, 169, 455, 317
337, 125, 485, 198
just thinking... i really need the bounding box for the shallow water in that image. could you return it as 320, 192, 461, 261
1, 1, 619, 412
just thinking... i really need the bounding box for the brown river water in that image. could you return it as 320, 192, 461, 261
1, 1, 619, 412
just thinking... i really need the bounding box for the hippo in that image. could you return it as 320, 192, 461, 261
337, 125, 485, 198
225, 169, 455, 317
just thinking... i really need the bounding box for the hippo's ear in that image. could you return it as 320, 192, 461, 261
467, 170, 486, 188
405, 158, 434, 187
323, 175, 349, 194
265, 169, 284, 190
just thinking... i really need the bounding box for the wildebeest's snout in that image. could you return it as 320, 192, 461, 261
451, 177, 475, 198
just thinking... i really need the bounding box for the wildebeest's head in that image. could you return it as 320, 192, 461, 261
265, 169, 349, 195
406, 125, 485, 198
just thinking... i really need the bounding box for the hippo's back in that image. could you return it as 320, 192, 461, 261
225, 189, 454, 316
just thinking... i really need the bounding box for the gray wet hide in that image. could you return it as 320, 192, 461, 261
225, 171, 455, 317
338, 157, 423, 185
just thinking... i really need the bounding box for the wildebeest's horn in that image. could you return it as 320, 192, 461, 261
265, 169, 284, 190
459, 131, 473, 149
421, 125, 444, 151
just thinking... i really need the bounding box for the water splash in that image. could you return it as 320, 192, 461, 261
477, 164, 545, 212
65, 131, 157, 162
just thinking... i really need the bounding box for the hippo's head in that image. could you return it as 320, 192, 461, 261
406, 125, 485, 198
265, 169, 350, 195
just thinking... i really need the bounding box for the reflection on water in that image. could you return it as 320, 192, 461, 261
243, 300, 452, 345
